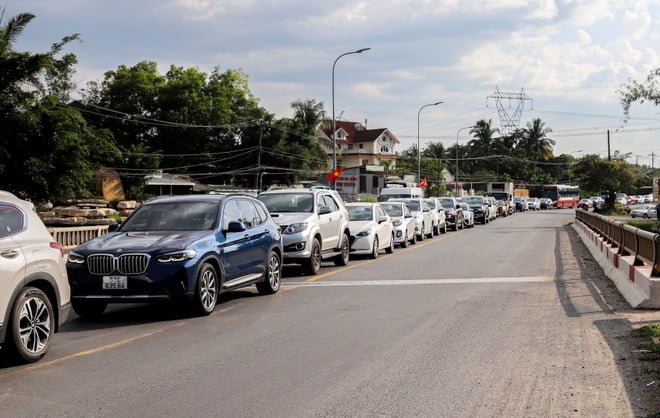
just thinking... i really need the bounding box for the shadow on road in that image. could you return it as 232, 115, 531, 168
554, 223, 660, 417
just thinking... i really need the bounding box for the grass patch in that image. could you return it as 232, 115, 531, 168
632, 324, 660, 338
627, 220, 660, 233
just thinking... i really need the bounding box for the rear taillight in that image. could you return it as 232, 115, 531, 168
50, 242, 65, 257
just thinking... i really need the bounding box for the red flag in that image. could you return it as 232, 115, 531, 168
420, 178, 428, 188
327, 167, 345, 182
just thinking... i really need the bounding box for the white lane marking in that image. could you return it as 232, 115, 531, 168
282, 276, 553, 287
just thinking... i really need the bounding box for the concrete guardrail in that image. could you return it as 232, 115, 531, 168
574, 210, 660, 308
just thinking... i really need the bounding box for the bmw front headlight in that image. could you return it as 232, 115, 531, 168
67, 252, 85, 264
157, 249, 197, 263
283, 223, 308, 234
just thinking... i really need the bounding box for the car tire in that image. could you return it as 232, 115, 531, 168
410, 231, 417, 245
8, 287, 54, 363
433, 223, 439, 236
257, 251, 281, 295
333, 233, 350, 266
370, 236, 379, 259
386, 234, 394, 254
441, 223, 447, 234
401, 231, 409, 248
643, 214, 648, 219
303, 238, 322, 275
71, 299, 108, 320
418, 225, 425, 241
192, 263, 219, 316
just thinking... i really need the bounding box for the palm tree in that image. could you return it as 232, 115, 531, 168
523, 118, 555, 161
0, 11, 41, 94
290, 98, 326, 135
468, 119, 499, 157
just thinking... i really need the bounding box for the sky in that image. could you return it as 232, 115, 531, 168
8, 0, 660, 167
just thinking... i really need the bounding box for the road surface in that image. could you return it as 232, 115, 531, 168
0, 210, 643, 417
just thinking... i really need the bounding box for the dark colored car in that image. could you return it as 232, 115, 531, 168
66, 194, 283, 318
438, 197, 464, 231
462, 195, 489, 224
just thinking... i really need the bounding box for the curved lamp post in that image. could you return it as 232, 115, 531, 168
455, 125, 475, 196
417, 101, 443, 183
332, 48, 371, 177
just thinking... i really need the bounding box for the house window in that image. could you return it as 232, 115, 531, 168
380, 146, 389, 153
359, 144, 364, 149
372, 176, 379, 188
348, 144, 354, 150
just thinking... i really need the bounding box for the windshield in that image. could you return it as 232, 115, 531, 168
348, 206, 373, 221
488, 192, 509, 200
381, 203, 403, 217
378, 193, 413, 202
426, 200, 436, 209
121, 202, 218, 232
257, 193, 313, 213
404, 201, 420, 212
464, 196, 484, 205
439, 199, 454, 208
460, 204, 469, 211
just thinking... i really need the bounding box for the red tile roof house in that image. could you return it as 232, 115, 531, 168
319, 120, 401, 199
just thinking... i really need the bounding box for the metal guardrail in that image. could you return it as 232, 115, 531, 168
575, 210, 660, 276
48, 225, 110, 251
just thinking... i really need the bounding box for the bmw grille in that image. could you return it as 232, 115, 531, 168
87, 254, 150, 275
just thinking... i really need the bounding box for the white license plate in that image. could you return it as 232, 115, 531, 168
103, 275, 127, 290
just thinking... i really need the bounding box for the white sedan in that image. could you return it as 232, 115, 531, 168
458, 203, 475, 228
380, 201, 416, 247
630, 205, 658, 219
346, 203, 394, 258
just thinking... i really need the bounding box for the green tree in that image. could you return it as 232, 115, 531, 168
573, 154, 637, 209
619, 68, 660, 119
521, 118, 555, 161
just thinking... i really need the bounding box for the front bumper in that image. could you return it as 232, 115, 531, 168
350, 235, 374, 254
392, 226, 407, 243
280, 230, 313, 259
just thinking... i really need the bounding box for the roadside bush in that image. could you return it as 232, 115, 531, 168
627, 220, 660, 233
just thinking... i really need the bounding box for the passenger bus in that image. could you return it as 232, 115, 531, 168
542, 184, 580, 208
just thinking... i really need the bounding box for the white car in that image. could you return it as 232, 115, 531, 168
484, 196, 498, 220
526, 197, 541, 211
630, 205, 658, 219
426, 198, 447, 235
380, 201, 416, 247
346, 203, 394, 258
458, 203, 475, 228
0, 191, 70, 363
390, 198, 434, 241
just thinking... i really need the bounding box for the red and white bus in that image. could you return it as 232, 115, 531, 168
542, 184, 580, 208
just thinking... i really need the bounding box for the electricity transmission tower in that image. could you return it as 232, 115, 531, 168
486, 87, 533, 135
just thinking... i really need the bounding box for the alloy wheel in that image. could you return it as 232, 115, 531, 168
18, 297, 50, 355
268, 253, 281, 291
200, 269, 217, 311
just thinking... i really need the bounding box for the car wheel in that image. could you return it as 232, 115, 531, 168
8, 287, 54, 363
401, 230, 409, 248
643, 214, 648, 219
303, 238, 322, 275
433, 223, 439, 236
370, 236, 379, 259
71, 299, 108, 320
257, 251, 281, 295
418, 225, 425, 241
191, 263, 219, 316
333, 233, 350, 266
410, 231, 417, 245
386, 234, 394, 254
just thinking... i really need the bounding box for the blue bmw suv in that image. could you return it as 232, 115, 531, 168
66, 194, 282, 318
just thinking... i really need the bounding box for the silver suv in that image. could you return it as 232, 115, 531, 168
0, 191, 70, 363
257, 188, 351, 274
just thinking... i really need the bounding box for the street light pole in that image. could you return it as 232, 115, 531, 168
568, 149, 583, 185
455, 125, 475, 197
417, 101, 443, 183
332, 48, 371, 180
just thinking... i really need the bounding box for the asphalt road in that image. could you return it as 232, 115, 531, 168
0, 209, 636, 417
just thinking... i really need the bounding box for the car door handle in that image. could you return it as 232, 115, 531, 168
1, 250, 19, 259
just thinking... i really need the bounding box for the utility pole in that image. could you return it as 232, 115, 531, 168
650, 151, 656, 169
255, 121, 263, 191
607, 129, 611, 161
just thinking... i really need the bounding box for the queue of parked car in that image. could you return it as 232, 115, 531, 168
0, 185, 562, 363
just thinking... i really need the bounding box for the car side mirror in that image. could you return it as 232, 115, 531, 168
378, 216, 388, 224
455, 205, 461, 209
226, 221, 246, 233
318, 205, 332, 215
405, 214, 413, 219
108, 223, 121, 233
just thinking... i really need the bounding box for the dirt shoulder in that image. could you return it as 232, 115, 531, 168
567, 224, 660, 417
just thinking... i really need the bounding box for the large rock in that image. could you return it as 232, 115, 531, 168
42, 217, 88, 226
117, 200, 138, 210
38, 211, 56, 219
65, 198, 109, 208
55, 207, 93, 218
88, 208, 118, 218
86, 218, 116, 226
119, 209, 134, 217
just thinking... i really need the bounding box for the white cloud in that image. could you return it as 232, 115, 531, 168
576, 29, 591, 44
